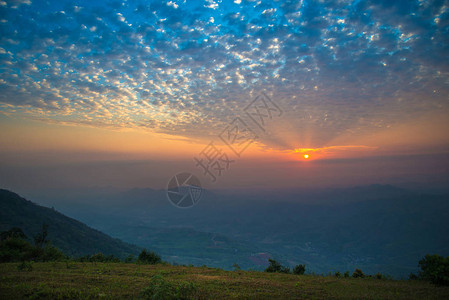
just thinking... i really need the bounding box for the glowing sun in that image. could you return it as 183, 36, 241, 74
304, 154, 309, 159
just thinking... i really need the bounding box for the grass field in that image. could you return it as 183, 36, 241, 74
1, 262, 448, 299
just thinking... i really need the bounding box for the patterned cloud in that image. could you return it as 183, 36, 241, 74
0, 0, 448, 148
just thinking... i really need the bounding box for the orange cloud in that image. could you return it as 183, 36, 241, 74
292, 145, 378, 160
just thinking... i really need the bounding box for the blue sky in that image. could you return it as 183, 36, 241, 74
0, 0, 448, 190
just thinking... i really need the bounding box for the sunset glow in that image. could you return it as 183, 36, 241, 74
0, 0, 447, 191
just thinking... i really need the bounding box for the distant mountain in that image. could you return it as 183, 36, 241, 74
0, 189, 140, 258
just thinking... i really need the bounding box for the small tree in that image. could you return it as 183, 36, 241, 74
137, 249, 161, 265
293, 264, 306, 275
265, 258, 290, 274
352, 268, 365, 278
419, 254, 449, 286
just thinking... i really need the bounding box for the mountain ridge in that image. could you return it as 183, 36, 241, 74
0, 189, 140, 258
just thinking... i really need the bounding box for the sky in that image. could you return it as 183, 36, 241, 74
0, 0, 448, 193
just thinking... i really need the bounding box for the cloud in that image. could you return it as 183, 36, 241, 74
0, 0, 448, 149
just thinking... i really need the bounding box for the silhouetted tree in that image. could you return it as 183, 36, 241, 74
137, 249, 161, 265
265, 258, 290, 274
419, 254, 449, 286
352, 268, 365, 278
293, 264, 306, 275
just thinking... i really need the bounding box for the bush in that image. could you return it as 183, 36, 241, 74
265, 258, 290, 274
0, 235, 64, 262
352, 269, 365, 278
137, 249, 162, 265
0, 237, 35, 262
335, 271, 342, 278
0, 226, 65, 262
344, 271, 350, 278
293, 264, 306, 275
419, 254, 449, 286
42, 244, 65, 261
141, 275, 197, 299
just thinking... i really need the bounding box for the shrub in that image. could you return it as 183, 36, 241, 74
352, 269, 365, 278
409, 273, 419, 280
0, 237, 35, 262
343, 271, 349, 278
335, 271, 342, 278
374, 273, 385, 280
293, 264, 306, 275
141, 275, 197, 299
0, 226, 65, 262
0, 234, 64, 262
265, 258, 290, 274
42, 244, 65, 261
419, 254, 449, 286
137, 249, 162, 265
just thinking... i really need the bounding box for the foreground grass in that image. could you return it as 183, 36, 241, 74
1, 262, 448, 299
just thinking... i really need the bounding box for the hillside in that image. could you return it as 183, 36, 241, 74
1, 262, 449, 299
0, 189, 139, 258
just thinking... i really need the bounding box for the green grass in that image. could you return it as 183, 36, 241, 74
1, 262, 448, 299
